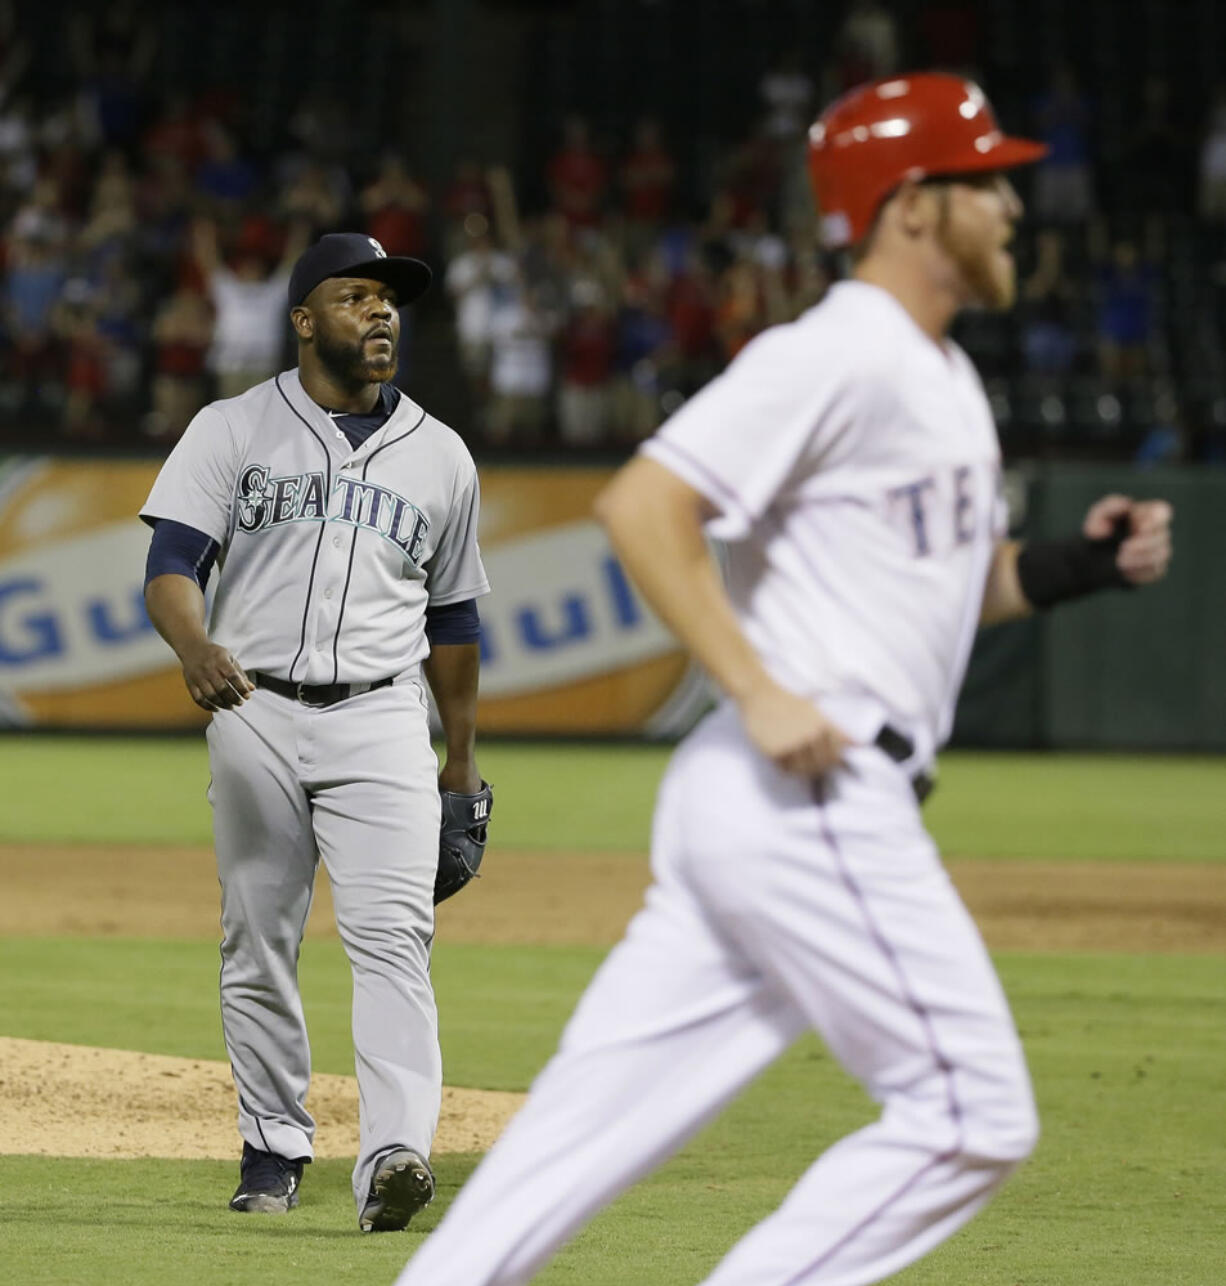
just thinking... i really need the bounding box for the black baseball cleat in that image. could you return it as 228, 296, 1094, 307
228, 1141, 306, 1214
358, 1147, 435, 1233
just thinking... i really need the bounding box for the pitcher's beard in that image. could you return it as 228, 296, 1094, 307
315, 329, 398, 389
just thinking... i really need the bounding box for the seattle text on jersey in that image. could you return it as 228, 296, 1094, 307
235, 464, 430, 564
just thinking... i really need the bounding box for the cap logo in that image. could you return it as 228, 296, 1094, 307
368, 237, 387, 258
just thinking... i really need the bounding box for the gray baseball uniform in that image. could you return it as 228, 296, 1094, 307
142, 368, 488, 1208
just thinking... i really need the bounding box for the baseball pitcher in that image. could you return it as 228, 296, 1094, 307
141, 233, 492, 1232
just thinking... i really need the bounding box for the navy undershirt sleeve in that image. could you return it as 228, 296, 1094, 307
425, 598, 481, 645
145, 519, 220, 591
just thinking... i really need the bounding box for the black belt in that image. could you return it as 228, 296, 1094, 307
253, 672, 395, 708
873, 724, 936, 804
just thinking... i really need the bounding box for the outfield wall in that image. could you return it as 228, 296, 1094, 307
0, 455, 1220, 748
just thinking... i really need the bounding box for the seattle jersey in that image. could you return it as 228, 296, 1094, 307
642, 280, 1006, 760
141, 369, 490, 685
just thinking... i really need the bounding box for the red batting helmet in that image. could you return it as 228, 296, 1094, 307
807, 73, 1049, 249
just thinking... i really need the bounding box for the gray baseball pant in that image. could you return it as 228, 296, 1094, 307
205, 678, 441, 1209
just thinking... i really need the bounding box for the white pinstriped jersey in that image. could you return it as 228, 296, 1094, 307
141, 369, 489, 685
642, 280, 1006, 761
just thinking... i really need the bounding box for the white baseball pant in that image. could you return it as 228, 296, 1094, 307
397, 701, 1037, 1285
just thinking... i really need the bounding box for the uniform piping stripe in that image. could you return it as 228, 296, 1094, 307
325, 405, 426, 682
192, 537, 219, 587
330, 524, 361, 684
646, 437, 754, 524
363, 404, 427, 464
275, 374, 333, 683
788, 782, 964, 1282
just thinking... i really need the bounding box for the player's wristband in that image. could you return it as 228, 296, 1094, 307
1015, 523, 1133, 610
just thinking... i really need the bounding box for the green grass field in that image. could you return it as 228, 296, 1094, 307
1, 736, 1224, 1284
3, 736, 1226, 860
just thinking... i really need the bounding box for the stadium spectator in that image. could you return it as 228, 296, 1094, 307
832, 0, 901, 91
1198, 85, 1226, 220
361, 153, 430, 259
0, 0, 1218, 467
758, 52, 815, 144
134, 153, 195, 285
444, 218, 517, 399
78, 150, 137, 273
1135, 388, 1188, 466
280, 157, 349, 231
441, 157, 494, 256
191, 216, 310, 399
713, 254, 767, 365
517, 210, 575, 321
1032, 64, 1095, 222
145, 284, 212, 440
195, 124, 258, 213
719, 131, 781, 228
612, 268, 674, 443
556, 278, 616, 447
0, 93, 36, 199
664, 248, 718, 394
547, 116, 608, 230
92, 252, 143, 406
285, 95, 355, 169
1096, 240, 1158, 381
69, 0, 156, 149
485, 278, 558, 446
3, 211, 67, 412
1020, 229, 1079, 375
784, 224, 831, 315
50, 277, 106, 437
730, 208, 788, 277
757, 53, 816, 226
619, 117, 676, 258
142, 92, 208, 174
37, 101, 95, 219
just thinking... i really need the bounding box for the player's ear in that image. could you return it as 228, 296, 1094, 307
290, 305, 314, 340
892, 180, 938, 241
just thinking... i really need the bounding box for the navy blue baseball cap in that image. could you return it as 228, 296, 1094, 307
288, 233, 433, 309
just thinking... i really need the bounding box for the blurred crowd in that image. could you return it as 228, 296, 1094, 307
1, 0, 1226, 462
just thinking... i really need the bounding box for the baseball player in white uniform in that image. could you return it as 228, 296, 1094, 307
141, 233, 490, 1231
393, 75, 1172, 1285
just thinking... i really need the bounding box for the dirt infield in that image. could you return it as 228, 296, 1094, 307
3, 841, 1222, 1161
0, 1036, 522, 1160
2, 841, 1224, 953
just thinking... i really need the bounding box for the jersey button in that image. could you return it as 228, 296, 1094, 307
332, 536, 343, 548
324, 588, 334, 599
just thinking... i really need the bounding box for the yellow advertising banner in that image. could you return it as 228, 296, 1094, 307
0, 458, 704, 735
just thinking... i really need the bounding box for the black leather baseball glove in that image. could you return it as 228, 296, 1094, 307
434, 780, 493, 903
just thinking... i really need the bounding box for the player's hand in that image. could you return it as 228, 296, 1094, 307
736, 681, 854, 777
179, 642, 254, 712
1083, 494, 1173, 586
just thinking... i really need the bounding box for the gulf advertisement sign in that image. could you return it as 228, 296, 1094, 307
0, 457, 206, 728
0, 457, 707, 735
474, 468, 707, 735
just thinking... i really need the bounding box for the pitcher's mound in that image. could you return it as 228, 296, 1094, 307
0, 1037, 523, 1159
